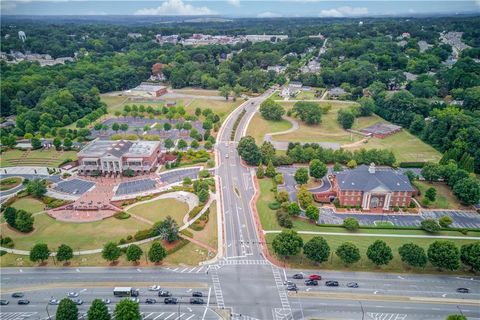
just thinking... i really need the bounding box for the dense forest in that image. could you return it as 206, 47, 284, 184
1, 16, 479, 172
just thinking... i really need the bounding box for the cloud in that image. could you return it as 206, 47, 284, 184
319, 6, 368, 17
134, 0, 215, 16
257, 11, 283, 18
227, 0, 240, 7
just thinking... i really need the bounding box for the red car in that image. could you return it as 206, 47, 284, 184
309, 274, 321, 280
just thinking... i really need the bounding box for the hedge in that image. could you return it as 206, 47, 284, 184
399, 162, 426, 168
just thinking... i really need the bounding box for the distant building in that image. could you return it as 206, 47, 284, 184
267, 65, 286, 74
313, 163, 416, 212
327, 87, 346, 99
361, 122, 402, 139
280, 82, 303, 98
78, 140, 162, 176
130, 82, 167, 97
128, 33, 142, 39
245, 34, 288, 43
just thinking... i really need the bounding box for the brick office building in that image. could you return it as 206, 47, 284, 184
313, 163, 416, 212
78, 140, 162, 176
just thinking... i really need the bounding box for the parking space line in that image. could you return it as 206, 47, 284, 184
173, 313, 185, 320
164, 313, 176, 320
153, 313, 165, 320
143, 312, 154, 319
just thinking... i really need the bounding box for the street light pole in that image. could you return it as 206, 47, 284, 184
46, 303, 51, 320
359, 301, 365, 320
457, 305, 464, 317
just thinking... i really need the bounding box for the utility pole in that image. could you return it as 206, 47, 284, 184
359, 301, 365, 320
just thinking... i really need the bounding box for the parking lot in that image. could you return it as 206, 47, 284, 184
115, 178, 158, 196
159, 168, 200, 185
53, 179, 95, 195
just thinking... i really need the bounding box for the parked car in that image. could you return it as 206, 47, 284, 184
158, 291, 171, 297
326, 281, 339, 287
309, 274, 321, 281
456, 288, 470, 293
0, 300, 9, 305
190, 298, 204, 304
149, 285, 161, 291
48, 299, 60, 305
11, 292, 24, 298
192, 291, 203, 297
101, 298, 111, 304
67, 292, 79, 298
305, 279, 318, 286
145, 298, 157, 304
164, 297, 178, 304
129, 297, 139, 303
347, 282, 359, 288
18, 299, 30, 305
284, 281, 295, 286
292, 274, 304, 279
71, 299, 83, 305
286, 284, 297, 291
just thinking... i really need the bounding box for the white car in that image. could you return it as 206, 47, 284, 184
67, 292, 79, 298
101, 298, 111, 304
225, 154, 229, 159
48, 299, 60, 305
129, 297, 140, 303
148, 285, 161, 291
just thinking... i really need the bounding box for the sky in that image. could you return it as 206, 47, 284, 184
1, 0, 479, 17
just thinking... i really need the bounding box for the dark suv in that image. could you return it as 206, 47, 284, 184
164, 297, 178, 304
190, 298, 204, 304
305, 279, 318, 286
11, 292, 24, 298
292, 274, 303, 279
158, 291, 171, 297
192, 291, 203, 297
326, 281, 339, 287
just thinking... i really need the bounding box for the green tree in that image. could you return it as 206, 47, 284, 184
148, 241, 167, 264
29, 243, 50, 263
265, 160, 276, 178
421, 219, 441, 233
126, 244, 143, 263
337, 109, 355, 129
303, 236, 330, 264
287, 202, 301, 216
277, 191, 290, 204
446, 315, 467, 320
112, 123, 120, 132
260, 99, 285, 121
53, 137, 62, 150
309, 159, 327, 180
292, 101, 322, 125
425, 187, 437, 202
31, 137, 42, 150
190, 140, 199, 149
25, 179, 47, 198
428, 240, 460, 271
164, 122, 171, 131
336, 242, 361, 265
102, 242, 121, 263
272, 230, 303, 258
114, 299, 141, 320
87, 299, 111, 320
453, 177, 480, 205
346, 159, 357, 169
164, 138, 174, 149
177, 139, 188, 150
56, 298, 79, 320
219, 85, 231, 100
294, 168, 309, 185
439, 215, 453, 228
198, 188, 209, 203
15, 210, 34, 232
297, 186, 313, 208
343, 217, 359, 231
152, 216, 179, 243
460, 242, 480, 272
305, 205, 319, 222
260, 141, 276, 163
367, 240, 393, 266
63, 138, 73, 150
398, 243, 427, 268
120, 123, 129, 132
3, 207, 17, 228
256, 163, 265, 179
237, 136, 262, 166
56, 244, 74, 263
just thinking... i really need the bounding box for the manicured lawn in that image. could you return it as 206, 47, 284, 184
186, 98, 242, 122
265, 233, 478, 274
127, 198, 189, 225
273, 101, 364, 145
188, 201, 218, 250
0, 177, 22, 191
246, 113, 293, 144
256, 178, 282, 230
10, 197, 46, 213
1, 213, 151, 251
0, 149, 77, 167
174, 88, 221, 97
414, 181, 469, 210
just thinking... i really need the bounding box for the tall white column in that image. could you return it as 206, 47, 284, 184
383, 193, 391, 210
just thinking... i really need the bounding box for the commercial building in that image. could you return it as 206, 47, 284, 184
129, 82, 167, 97
78, 140, 162, 176
313, 164, 416, 212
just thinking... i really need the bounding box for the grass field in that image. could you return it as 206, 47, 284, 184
265, 233, 478, 274
246, 113, 293, 144
0, 177, 22, 191
126, 198, 189, 225
188, 201, 218, 250
174, 88, 221, 97
1, 213, 151, 251
0, 240, 208, 267
10, 197, 45, 213
0, 149, 77, 168
100, 93, 242, 123
414, 181, 469, 210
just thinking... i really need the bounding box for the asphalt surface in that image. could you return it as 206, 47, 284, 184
1, 93, 480, 320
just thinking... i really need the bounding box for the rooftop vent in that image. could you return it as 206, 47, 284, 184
368, 163, 376, 174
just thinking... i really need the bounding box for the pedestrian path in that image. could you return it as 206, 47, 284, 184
218, 259, 270, 266
0, 312, 37, 320
271, 266, 293, 320
163, 265, 209, 273
210, 267, 225, 309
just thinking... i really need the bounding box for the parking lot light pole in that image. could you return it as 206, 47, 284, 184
457, 305, 464, 317
359, 301, 365, 320
46, 303, 51, 320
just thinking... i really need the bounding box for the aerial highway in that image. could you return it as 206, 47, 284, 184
1, 92, 479, 320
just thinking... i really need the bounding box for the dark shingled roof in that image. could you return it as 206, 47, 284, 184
336, 164, 415, 192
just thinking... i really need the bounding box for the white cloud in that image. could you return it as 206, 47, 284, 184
134, 0, 215, 16
257, 11, 283, 18
227, 0, 240, 7
319, 6, 368, 17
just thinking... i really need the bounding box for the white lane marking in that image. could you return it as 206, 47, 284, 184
80, 288, 87, 293
75, 268, 80, 272
153, 313, 165, 320
202, 287, 212, 320
442, 293, 447, 297
173, 313, 185, 320
184, 315, 195, 320
164, 313, 176, 320
19, 269, 23, 273
137, 268, 142, 272
143, 312, 154, 319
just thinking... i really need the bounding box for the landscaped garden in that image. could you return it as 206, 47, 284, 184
414, 181, 470, 210
0, 177, 22, 191
126, 197, 190, 224
0, 149, 78, 167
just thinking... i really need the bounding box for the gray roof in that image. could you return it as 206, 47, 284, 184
336, 164, 415, 192
78, 140, 160, 158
